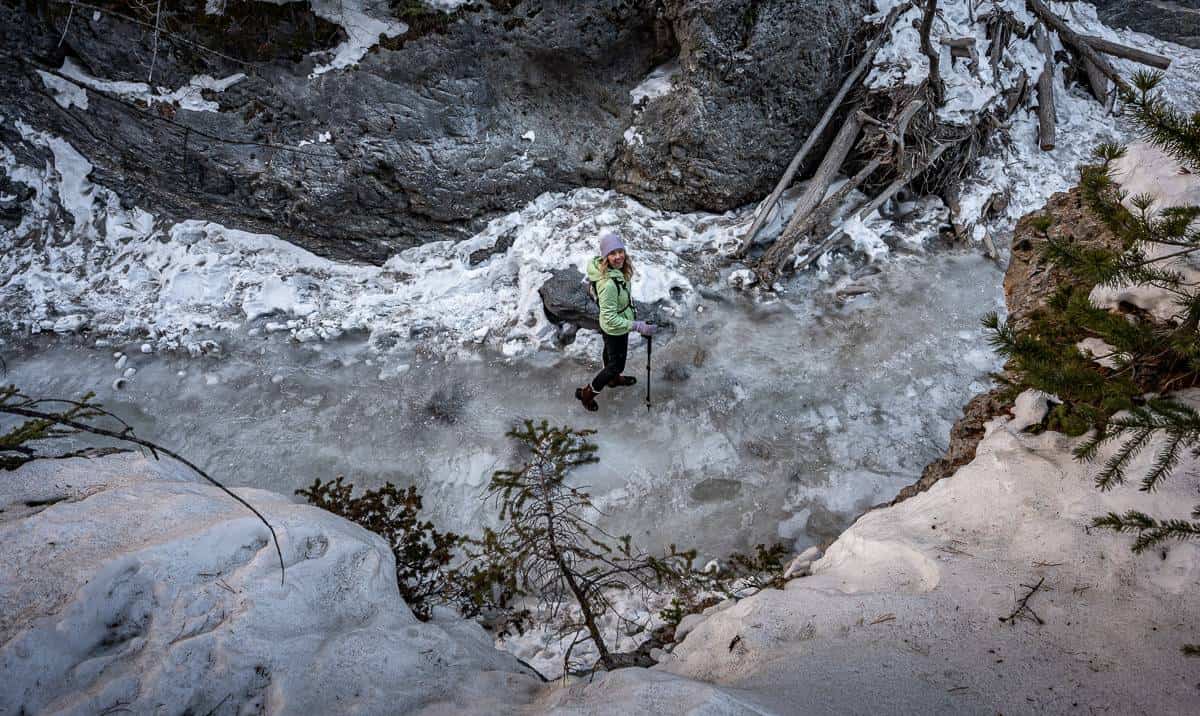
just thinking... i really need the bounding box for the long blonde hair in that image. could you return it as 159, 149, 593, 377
600, 253, 635, 283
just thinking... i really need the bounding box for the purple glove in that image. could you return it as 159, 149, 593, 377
632, 321, 658, 336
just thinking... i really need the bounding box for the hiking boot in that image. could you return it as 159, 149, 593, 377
607, 375, 637, 388
575, 384, 599, 412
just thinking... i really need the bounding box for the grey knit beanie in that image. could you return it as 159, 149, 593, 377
598, 232, 625, 258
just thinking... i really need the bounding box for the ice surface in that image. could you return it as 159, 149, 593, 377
2, 250, 1004, 565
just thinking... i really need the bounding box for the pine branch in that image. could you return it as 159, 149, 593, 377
0, 388, 286, 583
1092, 510, 1200, 553
1123, 71, 1200, 170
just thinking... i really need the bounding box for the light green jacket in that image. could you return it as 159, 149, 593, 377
586, 256, 635, 336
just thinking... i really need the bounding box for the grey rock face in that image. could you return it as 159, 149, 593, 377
1087, 1, 1200, 48
1, 1, 673, 262
610, 0, 872, 212
3, 1, 866, 263
538, 268, 669, 333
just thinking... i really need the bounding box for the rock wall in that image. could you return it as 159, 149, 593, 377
1, 0, 865, 264
610, 0, 871, 212
0, 453, 540, 715
1087, 0, 1200, 48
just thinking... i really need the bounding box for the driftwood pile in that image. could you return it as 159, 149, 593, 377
740, 0, 1172, 285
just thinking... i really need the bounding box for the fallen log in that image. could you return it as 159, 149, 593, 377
920, 0, 945, 106
1035, 23, 1056, 150
755, 157, 884, 282
1083, 57, 1109, 104
1026, 0, 1126, 92
1004, 71, 1029, 116
735, 3, 908, 256
773, 111, 865, 253
941, 36, 975, 60
1082, 35, 1171, 71
794, 142, 955, 272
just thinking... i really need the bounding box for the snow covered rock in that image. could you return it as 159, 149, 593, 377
1076, 337, 1122, 369
656, 407, 1200, 713
0, 454, 539, 715
1008, 388, 1054, 432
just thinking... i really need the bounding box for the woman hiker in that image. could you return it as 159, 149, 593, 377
575, 233, 657, 412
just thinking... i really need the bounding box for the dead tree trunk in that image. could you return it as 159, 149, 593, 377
755, 156, 884, 282
774, 111, 864, 249
1027, 0, 1126, 92
1035, 23, 1056, 150
794, 141, 956, 272
1081, 35, 1171, 71
920, 0, 945, 105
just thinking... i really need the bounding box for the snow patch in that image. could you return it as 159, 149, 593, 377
303, 0, 407, 77
630, 60, 680, 106
1090, 142, 1200, 322
36, 71, 87, 110
0, 453, 539, 713
56, 58, 244, 113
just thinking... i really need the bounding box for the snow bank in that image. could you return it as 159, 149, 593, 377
539, 390, 1200, 713
1, 120, 743, 355
0, 453, 539, 715
1090, 142, 1200, 321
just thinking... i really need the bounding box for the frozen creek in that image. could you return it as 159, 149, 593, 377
2, 249, 1002, 559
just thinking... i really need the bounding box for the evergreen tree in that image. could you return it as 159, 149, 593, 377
483, 420, 694, 674
985, 74, 1199, 655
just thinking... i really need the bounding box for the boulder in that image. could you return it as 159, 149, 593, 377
610, 0, 872, 212
538, 268, 671, 334
0, 1, 672, 263
0, 453, 540, 715
1087, 0, 1200, 48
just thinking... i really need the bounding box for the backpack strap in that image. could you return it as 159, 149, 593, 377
596, 274, 632, 314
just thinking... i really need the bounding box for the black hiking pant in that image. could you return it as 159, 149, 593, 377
590, 331, 629, 392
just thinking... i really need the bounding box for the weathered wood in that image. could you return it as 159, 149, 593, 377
1082, 35, 1171, 70
1035, 23, 1056, 150
1027, 0, 1126, 91
773, 112, 864, 251
1083, 57, 1109, 103
755, 157, 883, 281
889, 99, 926, 159
735, 3, 907, 256
941, 37, 975, 51
920, 0, 944, 105
1004, 71, 1029, 116
795, 142, 954, 272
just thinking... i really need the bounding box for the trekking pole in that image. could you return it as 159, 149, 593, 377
645, 335, 652, 411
